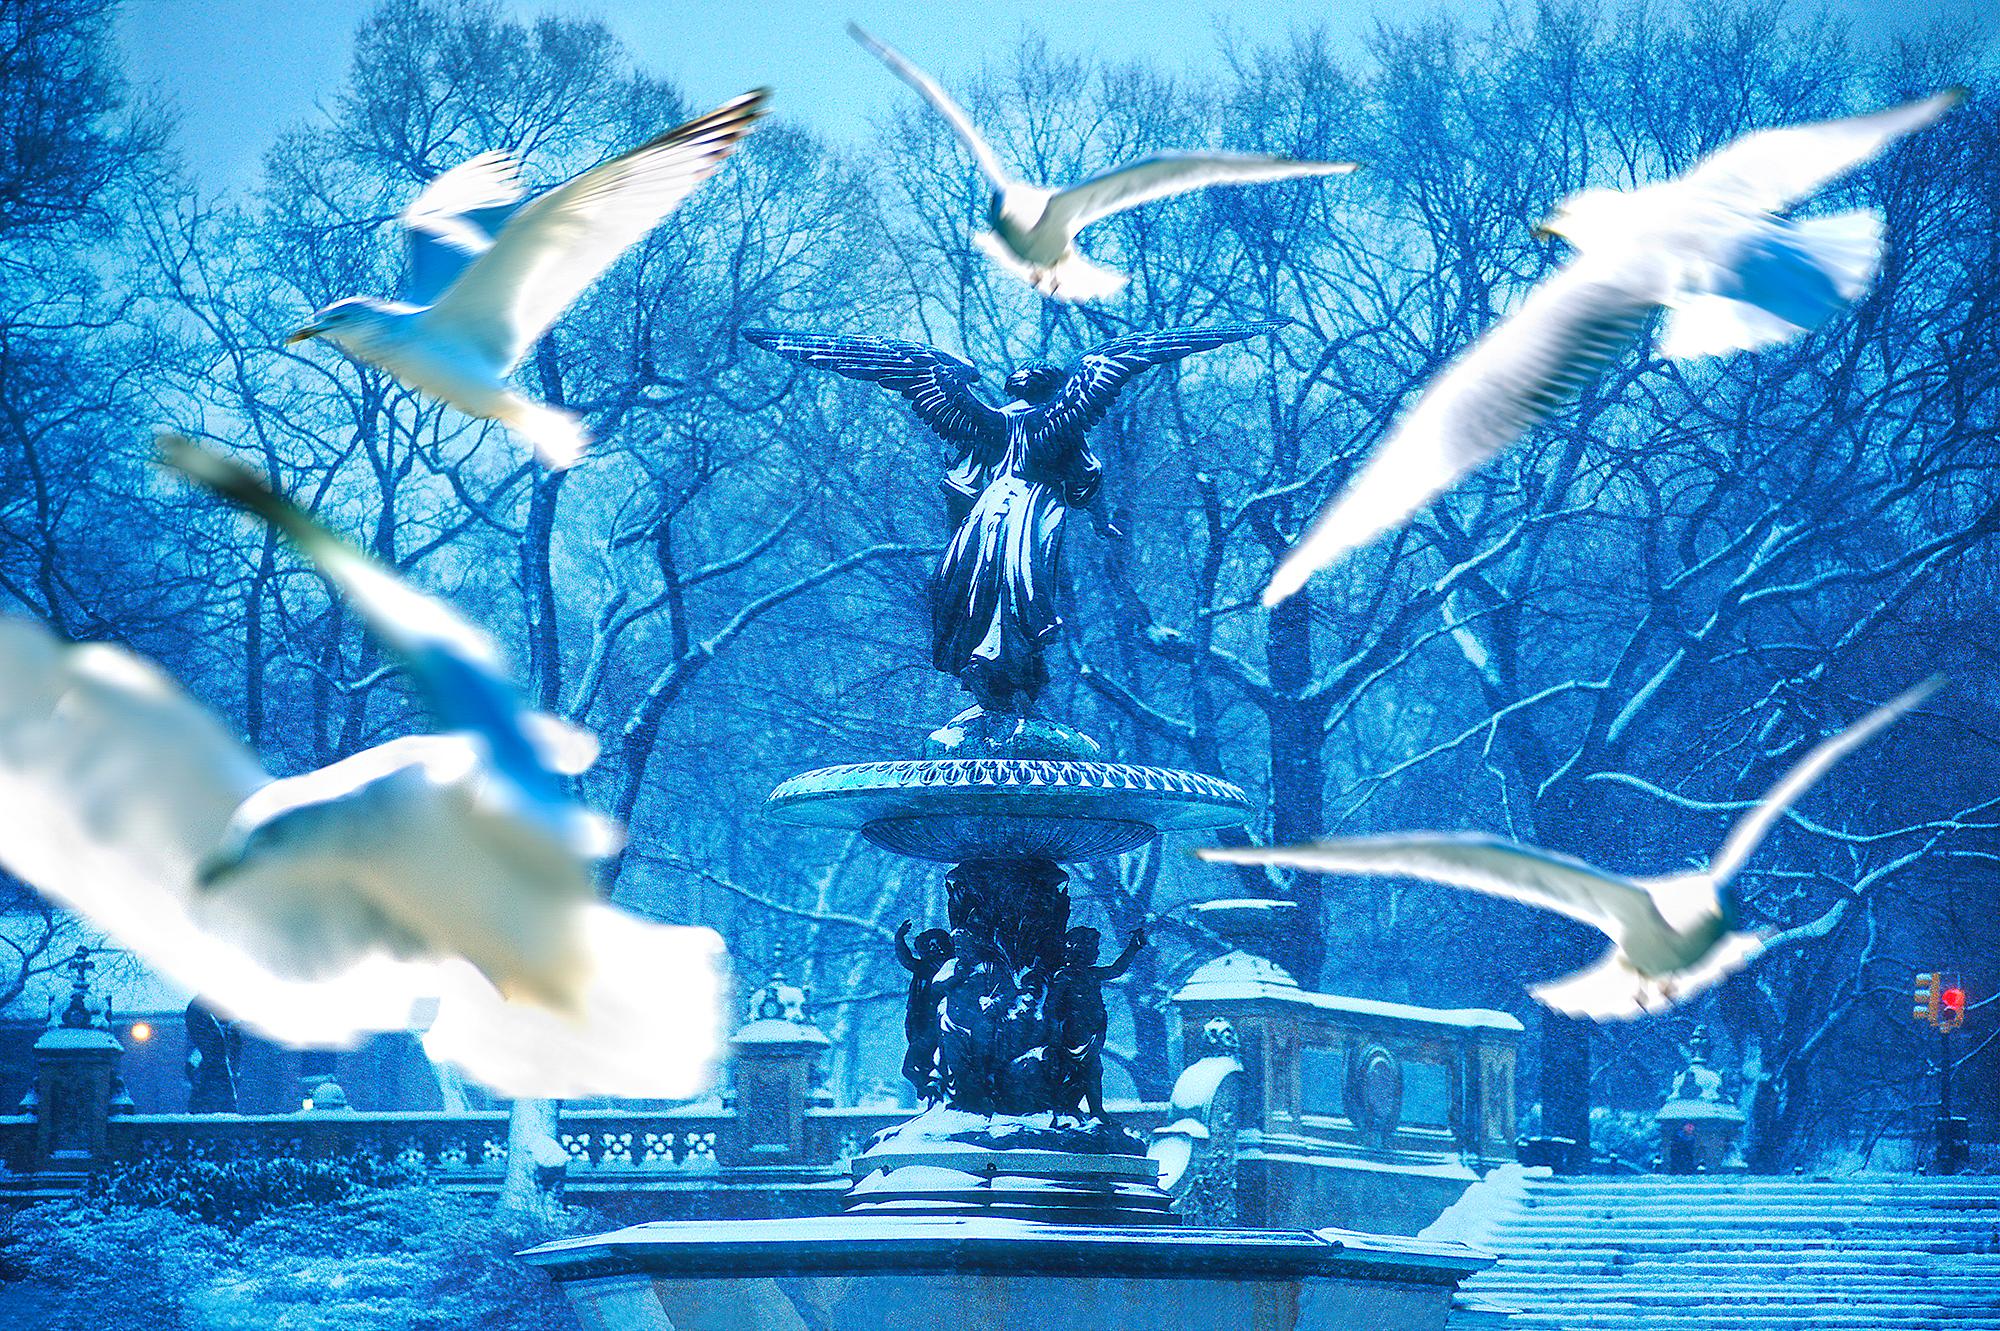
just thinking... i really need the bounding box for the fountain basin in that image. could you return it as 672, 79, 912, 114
766, 758, 1251, 862
522, 1215, 1493, 1331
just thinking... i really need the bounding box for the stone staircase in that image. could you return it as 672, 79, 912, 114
1427, 1170, 2000, 1330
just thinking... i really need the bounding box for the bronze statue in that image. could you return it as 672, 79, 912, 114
184, 999, 243, 1113
893, 921, 953, 1101
1046, 926, 1146, 1121
743, 323, 1282, 717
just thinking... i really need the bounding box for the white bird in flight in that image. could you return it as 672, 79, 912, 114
1262, 88, 1965, 606
851, 24, 1357, 302
1197, 679, 1937, 1020
287, 91, 768, 469
0, 435, 726, 1097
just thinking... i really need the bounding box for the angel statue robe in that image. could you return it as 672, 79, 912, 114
741, 321, 1282, 713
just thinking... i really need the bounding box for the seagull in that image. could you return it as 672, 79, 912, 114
1197, 680, 1938, 1020
0, 435, 725, 1097
850, 25, 1356, 302
1262, 88, 1965, 606
286, 90, 768, 469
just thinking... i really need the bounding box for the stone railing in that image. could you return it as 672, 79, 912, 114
0, 956, 1509, 1230
1170, 950, 1523, 1233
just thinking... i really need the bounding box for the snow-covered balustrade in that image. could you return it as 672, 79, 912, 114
1170, 949, 1523, 1234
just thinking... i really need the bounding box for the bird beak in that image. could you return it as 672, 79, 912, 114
284, 325, 320, 346
1530, 220, 1555, 241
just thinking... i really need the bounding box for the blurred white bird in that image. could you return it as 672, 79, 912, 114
1197, 679, 1937, 1020
0, 435, 726, 1097
287, 91, 768, 469
851, 24, 1356, 302
1262, 88, 1964, 605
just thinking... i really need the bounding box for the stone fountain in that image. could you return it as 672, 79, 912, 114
523, 325, 1491, 1328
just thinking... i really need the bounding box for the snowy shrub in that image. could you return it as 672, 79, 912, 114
0, 1203, 228, 1330
1589, 1107, 1659, 1172
93, 1150, 429, 1229
0, 1186, 587, 1329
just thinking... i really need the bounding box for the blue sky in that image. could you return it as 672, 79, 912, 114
121, 0, 1943, 194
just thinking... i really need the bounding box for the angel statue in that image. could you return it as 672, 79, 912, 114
743, 323, 1281, 718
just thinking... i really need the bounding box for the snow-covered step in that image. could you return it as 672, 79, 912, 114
1427, 1171, 2000, 1329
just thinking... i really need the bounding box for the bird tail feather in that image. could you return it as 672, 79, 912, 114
973, 230, 1129, 303
1790, 209, 1886, 302
1658, 295, 1801, 360
1042, 252, 1130, 303
1660, 210, 1884, 362
500, 397, 590, 470
1532, 932, 1766, 1021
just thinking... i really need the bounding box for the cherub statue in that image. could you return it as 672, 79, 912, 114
893, 920, 954, 1100
1046, 925, 1147, 1121
743, 324, 1280, 717
936, 927, 1008, 1113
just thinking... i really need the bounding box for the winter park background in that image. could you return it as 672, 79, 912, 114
0, 0, 1996, 1324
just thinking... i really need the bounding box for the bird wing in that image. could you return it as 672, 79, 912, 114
741, 328, 1006, 449
0, 616, 441, 1046
399, 150, 527, 306
1531, 930, 1765, 1021
849, 24, 1013, 191
1263, 261, 1656, 604
1033, 322, 1284, 442
158, 435, 577, 819
1198, 833, 1661, 940
422, 904, 728, 1098
1681, 88, 1963, 215
1708, 677, 1940, 883
424, 90, 768, 371
1045, 151, 1357, 236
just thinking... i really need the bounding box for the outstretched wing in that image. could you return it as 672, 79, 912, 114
1032, 321, 1284, 443
158, 435, 587, 821
1199, 833, 1664, 941
1682, 88, 1963, 215
1708, 677, 1940, 883
1045, 152, 1357, 236
849, 24, 1014, 192
399, 150, 527, 306
741, 328, 1006, 449
0, 616, 443, 1046
426, 90, 768, 371
1263, 261, 1655, 604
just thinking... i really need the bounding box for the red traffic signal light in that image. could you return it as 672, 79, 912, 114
1940, 986, 1967, 1032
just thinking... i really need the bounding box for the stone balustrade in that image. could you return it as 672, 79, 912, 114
1170, 949, 1523, 1234
0, 953, 1515, 1229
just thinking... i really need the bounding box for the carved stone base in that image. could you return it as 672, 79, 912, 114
843, 1108, 1170, 1224
522, 1215, 1497, 1331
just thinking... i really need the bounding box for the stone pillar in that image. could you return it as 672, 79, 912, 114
1655, 1027, 1744, 1173
27, 948, 125, 1171
727, 973, 830, 1163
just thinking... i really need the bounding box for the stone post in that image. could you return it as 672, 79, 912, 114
27, 948, 125, 1171
727, 973, 830, 1163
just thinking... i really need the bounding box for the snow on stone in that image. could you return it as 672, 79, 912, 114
1436, 1172, 2000, 1329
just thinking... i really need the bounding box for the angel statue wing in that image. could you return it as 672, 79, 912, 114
741, 329, 1006, 449
1030, 321, 1286, 445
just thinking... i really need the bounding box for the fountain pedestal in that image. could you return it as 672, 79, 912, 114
764, 719, 1252, 1225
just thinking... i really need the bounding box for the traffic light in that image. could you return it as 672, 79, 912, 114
1915, 972, 1940, 1024
1940, 984, 1966, 1034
